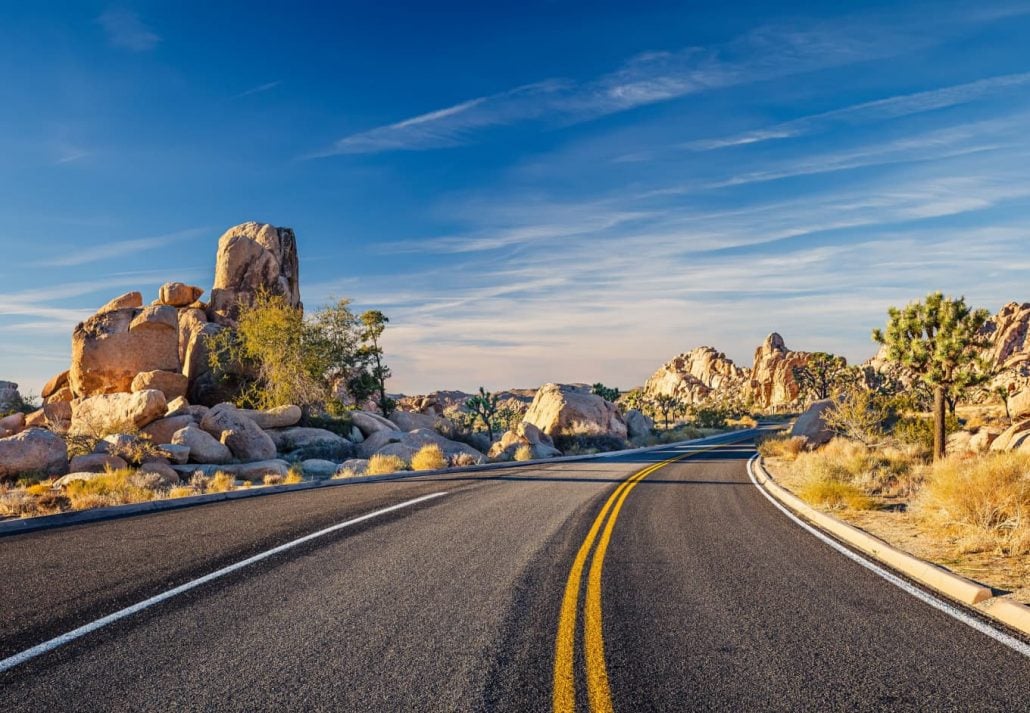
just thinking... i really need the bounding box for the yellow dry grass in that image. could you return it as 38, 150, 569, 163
367, 453, 407, 475
514, 444, 534, 461
411, 444, 447, 471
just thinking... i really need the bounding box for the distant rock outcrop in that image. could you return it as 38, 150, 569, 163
749, 333, 816, 409
644, 346, 750, 404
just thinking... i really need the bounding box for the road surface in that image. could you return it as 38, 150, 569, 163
1, 431, 1027, 711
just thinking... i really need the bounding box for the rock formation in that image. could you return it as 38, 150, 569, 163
749, 333, 815, 409
523, 383, 628, 439
644, 347, 750, 404
208, 222, 301, 327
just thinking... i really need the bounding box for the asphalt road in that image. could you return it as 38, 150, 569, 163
1, 431, 1027, 711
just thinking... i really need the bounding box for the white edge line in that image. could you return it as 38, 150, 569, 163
746, 455, 1030, 658
0, 491, 448, 674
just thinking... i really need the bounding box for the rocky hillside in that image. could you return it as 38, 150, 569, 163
643, 333, 818, 409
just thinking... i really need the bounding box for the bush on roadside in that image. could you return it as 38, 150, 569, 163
284, 466, 304, 484
450, 452, 479, 468
206, 471, 236, 493
892, 414, 961, 454
367, 453, 408, 475
915, 452, 1030, 555
514, 444, 534, 461
553, 433, 626, 455
411, 444, 447, 471
757, 434, 807, 461
797, 478, 872, 511
64, 469, 159, 510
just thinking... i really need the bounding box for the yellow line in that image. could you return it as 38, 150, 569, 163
553, 439, 750, 713
552, 461, 664, 713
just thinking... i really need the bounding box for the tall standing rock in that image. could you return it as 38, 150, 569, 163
208, 222, 301, 326
644, 346, 750, 405
750, 333, 812, 408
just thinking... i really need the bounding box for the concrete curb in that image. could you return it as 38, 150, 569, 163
0, 429, 756, 538
754, 457, 1030, 636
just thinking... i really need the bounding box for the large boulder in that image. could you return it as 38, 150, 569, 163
97, 291, 142, 314
171, 425, 233, 464
266, 427, 355, 461
0, 412, 26, 437
624, 409, 654, 440
208, 222, 301, 326
790, 399, 835, 447
489, 422, 562, 461
70, 390, 168, 435
1010, 388, 1030, 421
391, 410, 448, 432
41, 370, 70, 400
0, 428, 69, 480
70, 304, 179, 397
236, 405, 302, 429
183, 322, 238, 407
200, 403, 276, 462
233, 459, 291, 482
158, 282, 204, 308
644, 347, 750, 405
141, 414, 197, 445
177, 307, 208, 365
131, 370, 188, 401
68, 453, 128, 473
373, 429, 486, 464
350, 410, 401, 438
522, 383, 628, 439
357, 429, 405, 458
990, 420, 1030, 451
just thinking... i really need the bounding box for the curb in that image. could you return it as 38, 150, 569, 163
753, 457, 1030, 637
0, 429, 757, 538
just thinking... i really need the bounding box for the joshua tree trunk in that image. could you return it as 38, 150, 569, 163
933, 385, 947, 462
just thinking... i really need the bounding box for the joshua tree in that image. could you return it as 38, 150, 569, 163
872, 292, 990, 460
792, 352, 850, 401
652, 394, 681, 430
353, 310, 395, 417
465, 387, 500, 442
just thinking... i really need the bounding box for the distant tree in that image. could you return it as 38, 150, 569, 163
465, 387, 500, 442
792, 352, 850, 401
652, 394, 681, 430
350, 310, 395, 417
591, 383, 620, 403
872, 292, 990, 460
992, 384, 1013, 424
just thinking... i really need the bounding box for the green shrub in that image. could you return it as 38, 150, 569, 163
892, 414, 961, 451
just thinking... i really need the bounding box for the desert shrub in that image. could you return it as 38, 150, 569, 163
167, 485, 199, 499
553, 433, 626, 455
514, 444, 534, 461
915, 452, 1030, 554
450, 452, 480, 468
367, 454, 407, 475
64, 469, 158, 510
263, 473, 284, 486
823, 389, 894, 446
646, 425, 705, 445
411, 444, 447, 471
283, 466, 305, 484
206, 471, 236, 493
757, 434, 807, 461
0, 484, 68, 518
793, 438, 921, 501
892, 414, 961, 453
302, 411, 354, 437
728, 415, 759, 429
692, 406, 728, 429
797, 478, 872, 510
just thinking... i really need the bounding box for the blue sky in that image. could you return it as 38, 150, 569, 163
2, 1, 1030, 396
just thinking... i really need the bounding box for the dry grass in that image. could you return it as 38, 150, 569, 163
205, 471, 236, 493
411, 444, 447, 471
367, 453, 408, 475
728, 415, 759, 429
450, 452, 479, 468
797, 478, 872, 510
64, 469, 159, 509
263, 473, 284, 486
283, 467, 304, 485
167, 485, 199, 498
915, 452, 1030, 555
514, 444, 534, 461
757, 434, 807, 461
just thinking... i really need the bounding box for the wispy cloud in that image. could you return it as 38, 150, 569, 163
34, 228, 208, 267
311, 18, 919, 157
97, 8, 160, 52
232, 81, 282, 99
687, 71, 1030, 150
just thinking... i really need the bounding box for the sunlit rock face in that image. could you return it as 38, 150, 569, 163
644, 346, 750, 405
208, 222, 301, 327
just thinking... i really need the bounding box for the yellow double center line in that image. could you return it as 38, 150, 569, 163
552, 440, 746, 713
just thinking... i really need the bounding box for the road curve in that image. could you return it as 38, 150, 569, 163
0, 431, 1027, 711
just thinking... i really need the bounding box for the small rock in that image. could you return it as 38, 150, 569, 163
158, 282, 204, 307
171, 425, 233, 465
